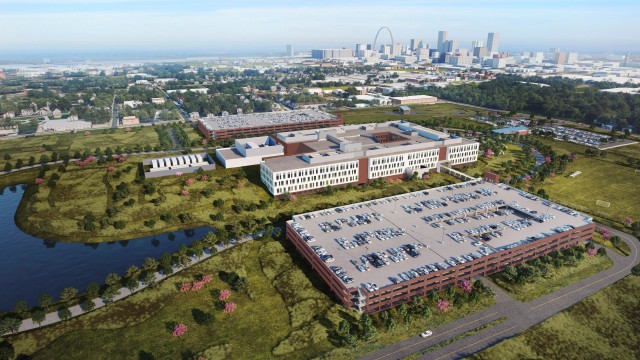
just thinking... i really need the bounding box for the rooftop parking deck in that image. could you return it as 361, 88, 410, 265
288, 180, 593, 291
199, 109, 336, 131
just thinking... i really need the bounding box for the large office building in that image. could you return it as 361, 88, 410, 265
286, 180, 595, 313
437, 31, 448, 52
311, 49, 354, 59
486, 32, 500, 55
197, 110, 342, 140
259, 120, 479, 198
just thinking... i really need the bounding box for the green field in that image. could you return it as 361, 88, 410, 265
0, 125, 205, 166
5, 239, 496, 360
490, 254, 613, 302
16, 154, 458, 242
470, 275, 640, 360
532, 141, 640, 225
331, 103, 489, 128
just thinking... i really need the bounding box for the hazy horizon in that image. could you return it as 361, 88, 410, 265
1, 0, 638, 61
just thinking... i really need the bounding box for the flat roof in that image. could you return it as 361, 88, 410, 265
199, 109, 336, 132
288, 180, 592, 291
264, 121, 470, 172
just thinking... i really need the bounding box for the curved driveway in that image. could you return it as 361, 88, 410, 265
360, 225, 639, 360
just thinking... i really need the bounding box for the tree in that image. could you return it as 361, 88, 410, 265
59, 287, 78, 304
631, 264, 640, 276
105, 273, 121, 287
58, 307, 72, 321
126, 277, 139, 293
86, 282, 101, 299
39, 294, 53, 310
597, 247, 607, 256
192, 308, 215, 325
31, 309, 46, 325
80, 299, 95, 312
610, 236, 621, 247
143, 271, 157, 287
3, 162, 11, 172
337, 319, 351, 335
101, 285, 121, 304
14, 300, 29, 316
125, 265, 141, 280
143, 257, 159, 271
173, 323, 188, 338
0, 317, 22, 334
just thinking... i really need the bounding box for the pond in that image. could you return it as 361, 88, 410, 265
0, 185, 212, 311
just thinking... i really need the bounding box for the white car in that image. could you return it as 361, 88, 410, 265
420, 330, 433, 338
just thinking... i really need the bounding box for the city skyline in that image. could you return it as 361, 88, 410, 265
0, 0, 638, 57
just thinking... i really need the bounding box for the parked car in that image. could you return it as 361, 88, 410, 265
420, 330, 433, 338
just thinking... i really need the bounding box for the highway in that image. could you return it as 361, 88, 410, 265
360, 226, 639, 360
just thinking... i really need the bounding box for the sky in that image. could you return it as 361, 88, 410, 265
0, 0, 638, 58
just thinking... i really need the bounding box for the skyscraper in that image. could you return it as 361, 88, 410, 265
471, 40, 484, 49
286, 45, 294, 57
486, 32, 500, 54
437, 31, 448, 52
409, 39, 416, 51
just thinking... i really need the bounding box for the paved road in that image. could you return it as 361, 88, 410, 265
360, 226, 639, 360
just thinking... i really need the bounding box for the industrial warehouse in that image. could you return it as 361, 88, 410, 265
286, 180, 595, 313
260, 120, 479, 197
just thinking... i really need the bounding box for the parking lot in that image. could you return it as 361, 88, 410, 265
539, 125, 612, 148
288, 180, 593, 291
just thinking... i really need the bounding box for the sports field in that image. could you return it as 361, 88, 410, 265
533, 139, 640, 225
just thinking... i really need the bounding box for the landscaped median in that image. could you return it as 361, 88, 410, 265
489, 243, 613, 302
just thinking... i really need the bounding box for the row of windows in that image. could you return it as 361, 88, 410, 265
274, 162, 357, 180
275, 175, 357, 194
274, 169, 357, 187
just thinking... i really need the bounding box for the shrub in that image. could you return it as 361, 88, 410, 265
192, 308, 215, 325
80, 299, 95, 312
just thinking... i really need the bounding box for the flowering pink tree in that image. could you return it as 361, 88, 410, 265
201, 274, 213, 284
625, 217, 632, 226
173, 323, 187, 338
544, 156, 552, 164
107, 166, 116, 172
396, 178, 402, 184
84, 131, 91, 135
436, 299, 450, 312
486, 149, 494, 158
118, 156, 126, 163
175, 172, 183, 178
39, 147, 46, 153
86, 156, 96, 163
34, 178, 44, 185
524, 175, 532, 181
191, 281, 204, 292
219, 290, 231, 301
112, 154, 120, 160
458, 279, 472, 293
587, 247, 597, 257
185, 178, 195, 186
201, 139, 208, 146
288, 194, 297, 202
548, 172, 555, 178
125, 127, 132, 133
597, 226, 611, 240
524, 183, 531, 189
180, 282, 192, 294
181, 189, 189, 196
387, 178, 394, 183
224, 302, 236, 315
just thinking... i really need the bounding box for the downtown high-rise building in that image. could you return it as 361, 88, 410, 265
409, 39, 417, 51
286, 44, 294, 57
486, 32, 500, 54
437, 31, 448, 52
471, 40, 484, 49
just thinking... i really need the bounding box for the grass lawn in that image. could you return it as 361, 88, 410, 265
469, 275, 640, 360
6, 238, 496, 360
0, 125, 204, 166
16, 154, 459, 242
490, 255, 613, 302
592, 232, 631, 256
460, 143, 533, 180
330, 103, 489, 128
530, 137, 640, 226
